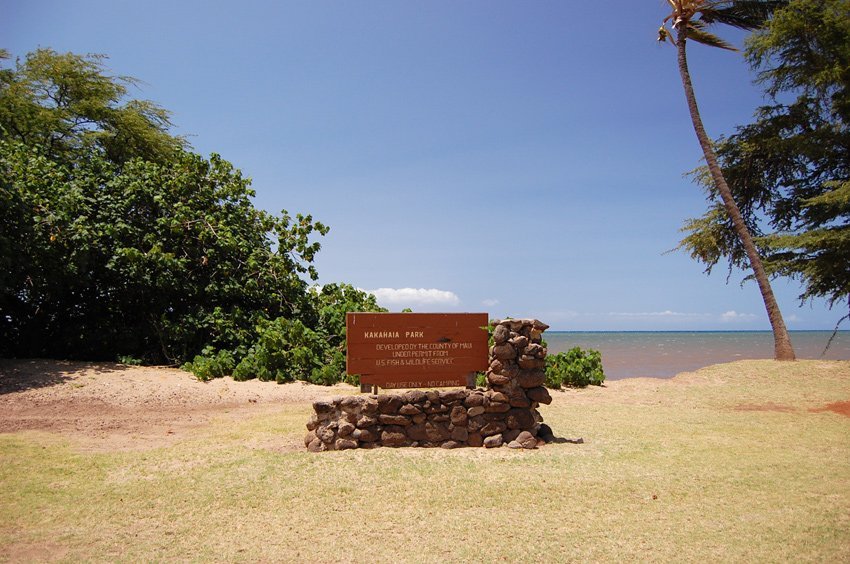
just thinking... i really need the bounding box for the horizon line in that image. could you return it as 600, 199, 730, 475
544, 329, 849, 333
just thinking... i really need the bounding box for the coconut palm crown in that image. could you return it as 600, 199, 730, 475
658, 0, 796, 361
658, 1, 789, 50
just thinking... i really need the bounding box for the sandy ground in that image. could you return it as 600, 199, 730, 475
0, 359, 355, 452
3, 358, 848, 454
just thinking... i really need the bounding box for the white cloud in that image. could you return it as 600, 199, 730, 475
607, 310, 709, 318
786, 314, 801, 323
606, 310, 762, 324
539, 310, 580, 319
367, 287, 461, 307
720, 310, 758, 323
482, 298, 500, 307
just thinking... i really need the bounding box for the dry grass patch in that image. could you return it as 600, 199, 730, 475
1, 359, 848, 562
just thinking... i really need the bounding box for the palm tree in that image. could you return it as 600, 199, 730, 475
658, 0, 795, 360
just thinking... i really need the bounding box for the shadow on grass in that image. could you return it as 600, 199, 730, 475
0, 358, 133, 394
549, 436, 585, 444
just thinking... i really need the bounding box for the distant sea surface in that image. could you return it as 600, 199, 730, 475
544, 331, 850, 380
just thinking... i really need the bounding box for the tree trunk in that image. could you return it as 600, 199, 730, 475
676, 28, 795, 361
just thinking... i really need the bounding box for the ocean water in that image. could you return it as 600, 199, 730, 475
544, 331, 850, 380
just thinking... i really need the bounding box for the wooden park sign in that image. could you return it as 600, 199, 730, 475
346, 312, 489, 389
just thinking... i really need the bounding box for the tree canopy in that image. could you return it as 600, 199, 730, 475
677, 0, 850, 321
0, 48, 183, 164
1, 48, 385, 383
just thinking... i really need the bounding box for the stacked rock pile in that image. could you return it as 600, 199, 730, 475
486, 318, 551, 409
305, 318, 554, 451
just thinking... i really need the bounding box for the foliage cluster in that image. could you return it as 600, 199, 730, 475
0, 48, 386, 384
183, 284, 384, 385
544, 347, 605, 388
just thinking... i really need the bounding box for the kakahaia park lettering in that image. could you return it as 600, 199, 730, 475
363, 331, 424, 339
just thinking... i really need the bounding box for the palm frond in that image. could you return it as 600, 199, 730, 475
657, 25, 677, 46
685, 24, 738, 50
698, 1, 789, 31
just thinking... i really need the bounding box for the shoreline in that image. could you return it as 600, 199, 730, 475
545, 330, 849, 379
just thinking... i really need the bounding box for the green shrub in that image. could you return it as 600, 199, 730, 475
182, 347, 235, 382
231, 318, 325, 383
182, 283, 387, 385
117, 355, 143, 366
545, 347, 605, 388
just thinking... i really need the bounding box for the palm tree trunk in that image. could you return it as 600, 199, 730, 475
676, 28, 795, 361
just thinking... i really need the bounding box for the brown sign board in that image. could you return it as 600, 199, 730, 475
346, 312, 489, 389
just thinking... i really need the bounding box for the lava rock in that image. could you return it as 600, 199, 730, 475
484, 402, 511, 414
450, 425, 469, 442
509, 335, 529, 350
502, 429, 522, 444
381, 426, 408, 447
526, 387, 552, 405
340, 396, 362, 413
337, 421, 355, 437
407, 423, 428, 442
335, 438, 358, 450
487, 391, 509, 403
440, 389, 467, 403
312, 400, 335, 415
377, 395, 404, 414
378, 414, 411, 426
352, 428, 378, 442
403, 390, 427, 404
466, 432, 484, 447
467, 406, 486, 418
425, 421, 452, 442
516, 431, 538, 449
517, 369, 546, 388
399, 404, 421, 415
307, 438, 325, 452
491, 343, 516, 360
356, 414, 377, 429
493, 324, 510, 344
487, 372, 511, 387
464, 392, 487, 407
483, 434, 504, 448
304, 430, 317, 447
507, 408, 535, 430
480, 421, 507, 437
450, 405, 468, 426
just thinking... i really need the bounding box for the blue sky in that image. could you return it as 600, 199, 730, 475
3, 0, 843, 330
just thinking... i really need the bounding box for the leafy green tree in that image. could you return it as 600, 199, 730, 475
658, 1, 796, 360
0, 48, 183, 164
1, 47, 389, 384
1, 139, 327, 362
677, 0, 850, 329
1, 48, 331, 367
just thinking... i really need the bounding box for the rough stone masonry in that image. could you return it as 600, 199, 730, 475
304, 318, 555, 451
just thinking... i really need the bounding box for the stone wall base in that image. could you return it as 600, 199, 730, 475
306, 319, 554, 450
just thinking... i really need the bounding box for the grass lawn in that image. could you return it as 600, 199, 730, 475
1, 359, 848, 562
